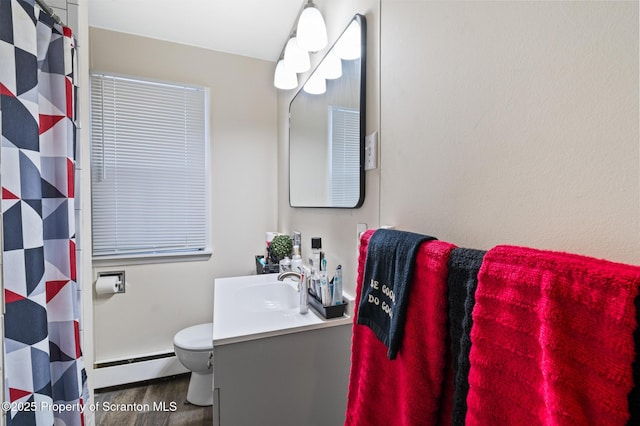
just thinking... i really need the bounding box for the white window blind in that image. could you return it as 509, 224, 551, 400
90, 73, 209, 258
329, 106, 360, 207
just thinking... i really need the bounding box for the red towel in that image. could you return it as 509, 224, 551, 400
467, 245, 640, 426
345, 230, 456, 426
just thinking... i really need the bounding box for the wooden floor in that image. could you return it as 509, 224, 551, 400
94, 374, 213, 426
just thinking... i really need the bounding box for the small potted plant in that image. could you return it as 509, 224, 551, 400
268, 234, 293, 264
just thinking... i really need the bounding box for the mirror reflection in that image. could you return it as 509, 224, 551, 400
289, 14, 366, 208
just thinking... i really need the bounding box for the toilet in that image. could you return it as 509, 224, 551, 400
173, 322, 214, 406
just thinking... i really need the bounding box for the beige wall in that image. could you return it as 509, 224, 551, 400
85, 0, 638, 375
280, 0, 639, 301
378, 1, 639, 264
89, 28, 278, 362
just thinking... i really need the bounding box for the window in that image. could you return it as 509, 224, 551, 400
329, 106, 360, 207
90, 73, 209, 259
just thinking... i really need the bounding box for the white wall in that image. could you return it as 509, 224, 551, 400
89, 28, 279, 363
379, 1, 639, 264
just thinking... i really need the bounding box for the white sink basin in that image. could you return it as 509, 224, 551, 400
237, 281, 298, 312
214, 273, 351, 345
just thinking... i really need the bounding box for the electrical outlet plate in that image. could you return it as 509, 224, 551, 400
364, 131, 378, 171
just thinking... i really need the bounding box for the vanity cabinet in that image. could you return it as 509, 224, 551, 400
213, 324, 352, 425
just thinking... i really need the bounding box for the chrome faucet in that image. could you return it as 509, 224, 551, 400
277, 271, 308, 314
277, 271, 301, 281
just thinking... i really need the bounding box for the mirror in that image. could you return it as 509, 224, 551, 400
289, 14, 366, 208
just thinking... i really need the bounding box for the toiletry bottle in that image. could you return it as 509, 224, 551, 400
332, 265, 343, 305
293, 231, 302, 253
310, 238, 325, 271
291, 244, 303, 272
309, 267, 319, 298
265, 232, 278, 261
319, 271, 330, 306
279, 256, 291, 273
299, 267, 308, 314
329, 276, 334, 306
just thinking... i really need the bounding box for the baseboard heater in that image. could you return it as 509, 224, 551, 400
93, 352, 188, 390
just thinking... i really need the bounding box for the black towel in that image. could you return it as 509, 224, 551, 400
357, 228, 436, 359
447, 247, 486, 426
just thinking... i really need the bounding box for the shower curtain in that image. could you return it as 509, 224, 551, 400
0, 1, 88, 425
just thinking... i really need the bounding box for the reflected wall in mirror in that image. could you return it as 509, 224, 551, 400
289, 14, 366, 208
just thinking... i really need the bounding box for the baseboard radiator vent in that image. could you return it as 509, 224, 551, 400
93, 352, 188, 390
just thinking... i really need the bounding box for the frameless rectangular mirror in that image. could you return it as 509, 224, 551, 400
289, 14, 366, 208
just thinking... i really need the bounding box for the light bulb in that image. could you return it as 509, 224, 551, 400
334, 20, 361, 60
303, 73, 326, 95
296, 4, 328, 52
317, 52, 342, 80
274, 59, 298, 90
284, 37, 310, 73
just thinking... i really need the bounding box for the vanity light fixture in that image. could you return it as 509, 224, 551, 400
296, 1, 328, 52
283, 35, 311, 74
274, 0, 329, 90
274, 57, 298, 90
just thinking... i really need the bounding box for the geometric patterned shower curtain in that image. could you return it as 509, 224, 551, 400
0, 1, 88, 424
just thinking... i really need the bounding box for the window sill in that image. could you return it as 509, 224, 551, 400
93, 249, 213, 267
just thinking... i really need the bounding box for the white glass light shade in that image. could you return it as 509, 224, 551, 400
273, 59, 298, 90
284, 37, 310, 73
317, 52, 342, 80
334, 20, 361, 60
303, 73, 326, 95
296, 5, 328, 52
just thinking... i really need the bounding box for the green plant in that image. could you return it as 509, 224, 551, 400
269, 234, 293, 262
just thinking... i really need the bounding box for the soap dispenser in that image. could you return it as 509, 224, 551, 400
291, 245, 303, 273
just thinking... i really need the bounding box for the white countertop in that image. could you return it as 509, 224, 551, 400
213, 273, 354, 346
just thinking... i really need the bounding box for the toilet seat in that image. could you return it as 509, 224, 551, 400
173, 323, 213, 351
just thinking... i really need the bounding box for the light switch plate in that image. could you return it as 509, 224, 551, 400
357, 223, 368, 240
364, 131, 378, 170
357, 223, 368, 250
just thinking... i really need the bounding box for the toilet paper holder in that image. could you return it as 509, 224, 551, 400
97, 271, 126, 294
